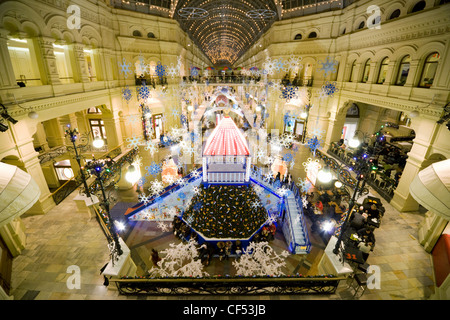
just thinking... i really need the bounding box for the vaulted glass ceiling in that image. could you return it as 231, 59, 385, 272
173, 0, 279, 66
110, 0, 351, 66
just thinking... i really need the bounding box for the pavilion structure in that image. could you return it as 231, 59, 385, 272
202, 116, 252, 185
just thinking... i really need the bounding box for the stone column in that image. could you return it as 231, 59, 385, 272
418, 211, 449, 253
68, 42, 89, 83
403, 59, 420, 88
0, 29, 18, 89
42, 117, 67, 148
32, 36, 61, 85
391, 117, 441, 212
6, 121, 56, 215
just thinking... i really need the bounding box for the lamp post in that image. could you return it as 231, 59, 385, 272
301, 88, 313, 144
65, 125, 92, 198
85, 156, 123, 257
318, 150, 370, 256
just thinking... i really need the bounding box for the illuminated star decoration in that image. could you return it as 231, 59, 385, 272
118, 58, 132, 78
317, 56, 339, 78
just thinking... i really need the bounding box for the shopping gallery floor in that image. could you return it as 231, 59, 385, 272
9, 142, 435, 301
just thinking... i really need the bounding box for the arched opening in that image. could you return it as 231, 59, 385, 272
377, 57, 390, 84
411, 1, 426, 13
147, 32, 155, 38
132, 30, 142, 37
294, 33, 302, 40
388, 9, 401, 20
357, 21, 365, 30
307, 32, 317, 38
419, 52, 440, 88
361, 59, 371, 83
396, 55, 411, 86
341, 103, 360, 144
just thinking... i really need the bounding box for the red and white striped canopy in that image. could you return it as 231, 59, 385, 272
203, 117, 250, 156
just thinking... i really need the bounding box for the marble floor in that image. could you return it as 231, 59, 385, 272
8, 177, 436, 300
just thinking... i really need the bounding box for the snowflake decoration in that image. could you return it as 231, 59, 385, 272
166, 63, 179, 79
138, 193, 150, 204
190, 169, 201, 179
192, 185, 201, 195
156, 221, 170, 232
273, 59, 285, 72
137, 176, 146, 187
297, 178, 312, 193
276, 186, 290, 197
149, 179, 164, 195
307, 136, 323, 153
285, 55, 303, 73
137, 84, 151, 100
263, 58, 276, 75
135, 54, 149, 75
301, 195, 308, 208
171, 108, 180, 118
280, 85, 298, 102
126, 135, 143, 149
121, 85, 133, 103
144, 140, 158, 155
309, 128, 327, 140
155, 61, 167, 79
145, 161, 162, 177
176, 178, 187, 187
302, 158, 321, 173
318, 56, 339, 78
251, 200, 261, 210
322, 81, 339, 98
282, 152, 294, 162
118, 58, 132, 78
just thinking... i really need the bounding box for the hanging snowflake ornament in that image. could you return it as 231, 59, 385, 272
137, 84, 151, 101
149, 179, 164, 195
307, 136, 323, 153
118, 57, 132, 78
280, 85, 298, 102
318, 56, 339, 78
297, 178, 312, 193
121, 85, 133, 103
155, 61, 167, 80
166, 63, 179, 79
145, 161, 162, 177
126, 135, 143, 149
282, 152, 294, 162
156, 221, 170, 232
135, 54, 149, 75
321, 81, 339, 97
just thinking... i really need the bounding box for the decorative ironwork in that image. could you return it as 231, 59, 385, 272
112, 275, 344, 296
246, 9, 277, 19
178, 7, 208, 19
51, 175, 84, 205
38, 146, 68, 164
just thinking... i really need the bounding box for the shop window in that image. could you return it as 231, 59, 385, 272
396, 55, 411, 86
151, 113, 164, 140
419, 52, 440, 88
89, 119, 107, 141
377, 57, 390, 84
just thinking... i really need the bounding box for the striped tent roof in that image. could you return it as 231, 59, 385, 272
203, 116, 250, 156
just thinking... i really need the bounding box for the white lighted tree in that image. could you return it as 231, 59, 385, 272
232, 241, 290, 277
148, 239, 209, 278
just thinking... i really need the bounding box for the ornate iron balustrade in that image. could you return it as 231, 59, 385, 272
38, 145, 68, 164
326, 143, 395, 201
111, 275, 345, 296
51, 175, 83, 205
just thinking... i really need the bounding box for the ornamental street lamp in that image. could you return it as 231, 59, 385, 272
85, 156, 123, 257
65, 125, 92, 198
318, 155, 371, 256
